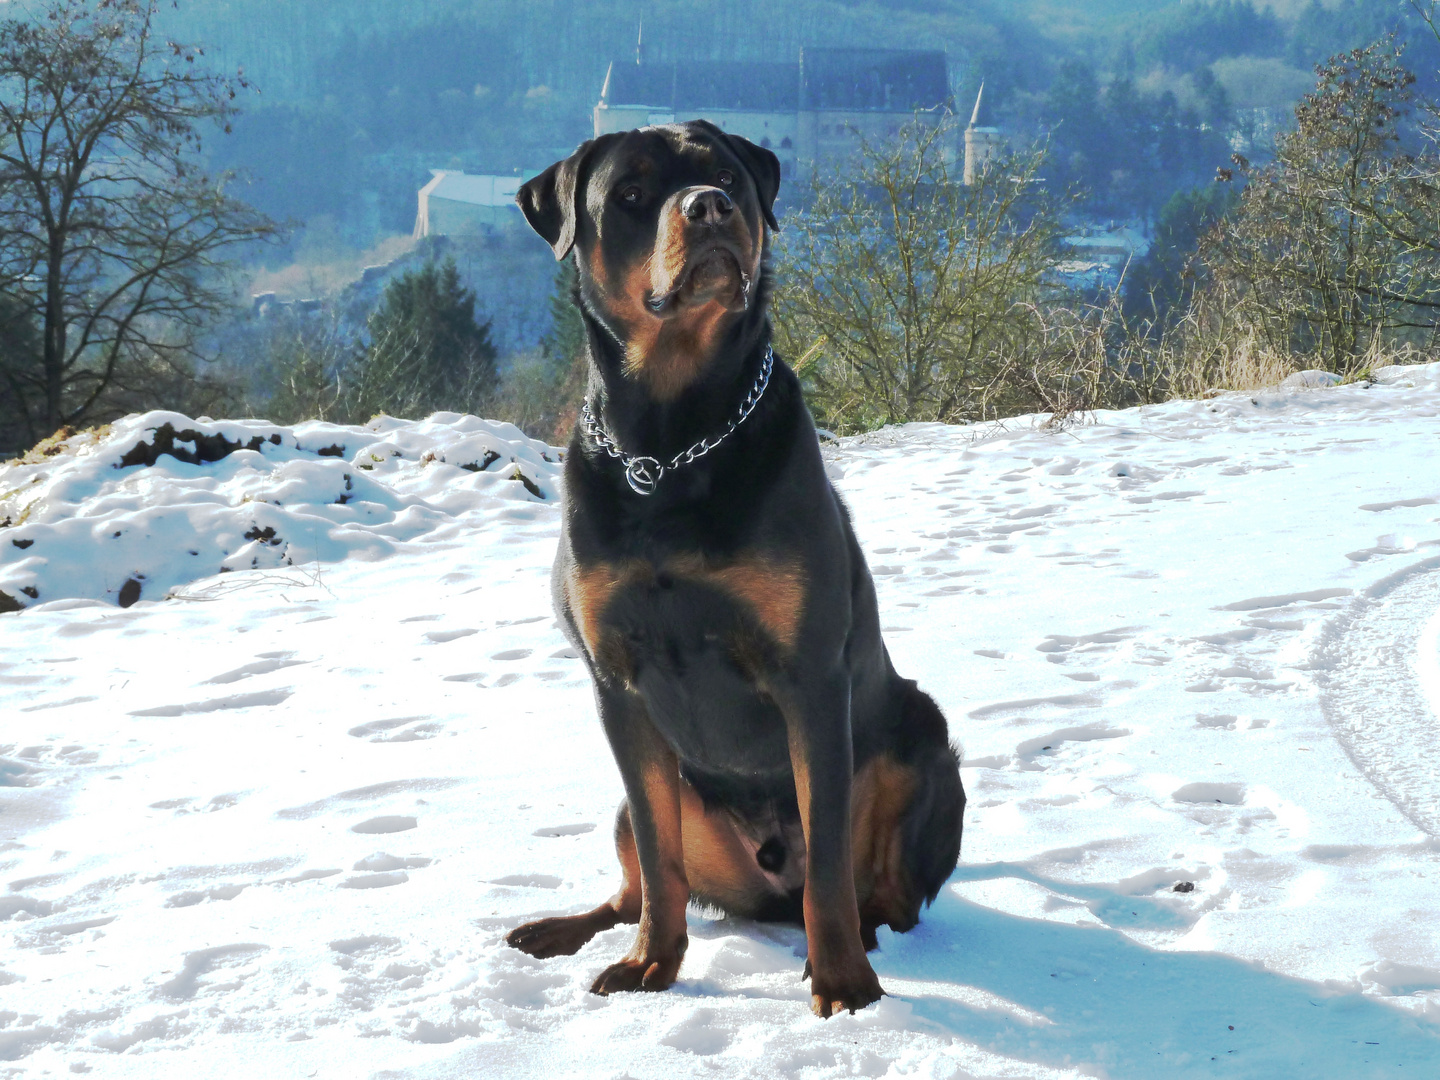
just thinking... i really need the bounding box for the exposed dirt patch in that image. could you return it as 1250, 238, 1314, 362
116, 423, 283, 469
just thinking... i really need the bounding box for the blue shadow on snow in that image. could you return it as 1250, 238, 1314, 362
868, 882, 1440, 1079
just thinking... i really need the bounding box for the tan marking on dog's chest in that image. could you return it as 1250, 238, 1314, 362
568, 561, 636, 659
567, 554, 806, 659
669, 554, 806, 650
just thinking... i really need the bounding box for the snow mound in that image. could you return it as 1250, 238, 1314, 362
0, 410, 562, 611
1373, 361, 1440, 390
1279, 369, 1342, 389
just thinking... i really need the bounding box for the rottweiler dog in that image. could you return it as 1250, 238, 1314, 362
506, 120, 964, 1017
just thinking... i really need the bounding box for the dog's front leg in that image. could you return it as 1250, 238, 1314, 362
782, 671, 885, 1017
589, 684, 690, 995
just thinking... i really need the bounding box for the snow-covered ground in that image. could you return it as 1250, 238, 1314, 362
4, 367, 1440, 1078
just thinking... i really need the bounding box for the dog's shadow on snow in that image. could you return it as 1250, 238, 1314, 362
678, 872, 1440, 1077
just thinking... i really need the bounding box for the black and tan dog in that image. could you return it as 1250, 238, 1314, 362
505, 120, 964, 1017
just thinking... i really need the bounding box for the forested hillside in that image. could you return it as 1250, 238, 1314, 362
6, 1, 1439, 456
166, 1, 1439, 244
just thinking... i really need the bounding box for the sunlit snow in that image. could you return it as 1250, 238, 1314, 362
3, 366, 1440, 1077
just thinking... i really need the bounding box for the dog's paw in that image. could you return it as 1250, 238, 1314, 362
590, 948, 684, 995
506, 914, 604, 959
806, 957, 885, 1018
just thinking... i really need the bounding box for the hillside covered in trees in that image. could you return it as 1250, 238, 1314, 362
170, 0, 1440, 245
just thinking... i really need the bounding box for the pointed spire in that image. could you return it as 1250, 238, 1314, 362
600, 61, 613, 104
969, 81, 987, 128
636, 16, 644, 65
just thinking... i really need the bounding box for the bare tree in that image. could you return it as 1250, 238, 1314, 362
0, 0, 274, 447
1198, 40, 1440, 373
771, 116, 1073, 432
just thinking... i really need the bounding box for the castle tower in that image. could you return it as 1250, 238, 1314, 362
963, 82, 1003, 185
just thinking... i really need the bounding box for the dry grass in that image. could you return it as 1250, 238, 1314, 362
948, 289, 1434, 433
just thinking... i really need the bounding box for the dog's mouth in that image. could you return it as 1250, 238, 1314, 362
645, 243, 753, 317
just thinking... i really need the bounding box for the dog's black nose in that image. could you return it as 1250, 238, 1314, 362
682, 187, 734, 225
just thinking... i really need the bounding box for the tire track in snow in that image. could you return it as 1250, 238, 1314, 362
1319, 556, 1440, 836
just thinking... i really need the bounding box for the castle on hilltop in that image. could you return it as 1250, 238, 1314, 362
593, 47, 977, 189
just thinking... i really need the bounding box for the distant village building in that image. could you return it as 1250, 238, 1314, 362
1056, 223, 1151, 292
963, 82, 1004, 185
592, 48, 953, 187
413, 171, 524, 238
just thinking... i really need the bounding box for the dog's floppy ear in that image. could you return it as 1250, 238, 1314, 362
693, 121, 782, 232
517, 138, 601, 260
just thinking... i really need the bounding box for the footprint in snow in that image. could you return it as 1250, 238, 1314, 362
158, 943, 268, 1001
1218, 588, 1352, 613
166, 883, 248, 908
425, 629, 478, 644
354, 853, 431, 871
532, 823, 595, 838
1359, 497, 1438, 512
1195, 714, 1240, 730
329, 935, 400, 959
662, 1008, 732, 1056
351, 815, 417, 835
147, 794, 239, 814
276, 778, 461, 820
1014, 724, 1131, 760
204, 655, 308, 684
490, 874, 562, 889
1173, 781, 1246, 805
272, 868, 341, 885
148, 797, 194, 810
347, 717, 443, 742
1035, 627, 1141, 660
128, 689, 292, 717
1346, 535, 1418, 562
18, 695, 99, 714
968, 693, 1103, 719
339, 871, 410, 889
8, 872, 65, 892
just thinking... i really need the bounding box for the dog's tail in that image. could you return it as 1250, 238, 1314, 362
896, 681, 965, 913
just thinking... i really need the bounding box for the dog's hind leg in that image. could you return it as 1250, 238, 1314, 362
505, 800, 643, 959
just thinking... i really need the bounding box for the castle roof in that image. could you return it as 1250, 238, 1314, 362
800, 48, 949, 112
419, 171, 522, 207
598, 48, 949, 114
603, 60, 799, 112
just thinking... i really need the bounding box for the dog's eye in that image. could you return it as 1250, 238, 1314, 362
619, 185, 642, 205
716, 170, 735, 189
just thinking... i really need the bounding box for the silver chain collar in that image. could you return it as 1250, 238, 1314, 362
580, 345, 774, 496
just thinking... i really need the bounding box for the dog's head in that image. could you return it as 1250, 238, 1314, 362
518, 121, 781, 401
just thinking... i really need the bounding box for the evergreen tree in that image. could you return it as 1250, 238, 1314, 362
540, 255, 585, 369
1124, 185, 1239, 325
358, 257, 498, 418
